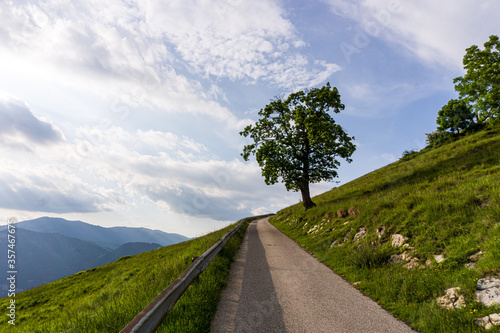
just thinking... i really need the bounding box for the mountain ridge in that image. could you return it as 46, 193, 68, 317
0, 217, 188, 296
0, 216, 188, 248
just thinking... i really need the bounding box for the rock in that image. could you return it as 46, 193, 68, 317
475, 287, 500, 307
307, 225, 321, 234
389, 252, 412, 264
343, 229, 352, 243
376, 226, 386, 239
436, 287, 466, 309
353, 227, 367, 242
425, 259, 433, 266
337, 209, 348, 218
348, 206, 359, 217
475, 276, 500, 307
434, 254, 445, 263
465, 263, 477, 269
391, 234, 408, 248
469, 251, 484, 262
477, 276, 500, 290
474, 314, 500, 329
475, 315, 492, 329
490, 313, 500, 326
404, 258, 420, 270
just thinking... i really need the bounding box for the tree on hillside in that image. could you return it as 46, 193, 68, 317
454, 35, 500, 122
240, 83, 356, 209
437, 99, 474, 134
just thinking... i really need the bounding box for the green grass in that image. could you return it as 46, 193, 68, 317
270, 123, 500, 333
0, 218, 253, 332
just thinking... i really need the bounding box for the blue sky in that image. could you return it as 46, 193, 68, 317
0, 0, 498, 237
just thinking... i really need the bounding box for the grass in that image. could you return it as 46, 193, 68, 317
0, 218, 254, 332
269, 123, 500, 332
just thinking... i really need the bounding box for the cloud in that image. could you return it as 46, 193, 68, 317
0, 164, 124, 213
56, 124, 299, 220
144, 0, 339, 88
322, 0, 500, 69
1, 0, 339, 92
0, 91, 64, 149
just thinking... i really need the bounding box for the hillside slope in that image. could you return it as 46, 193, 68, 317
0, 219, 250, 332
0, 228, 163, 296
0, 228, 107, 294
270, 124, 500, 333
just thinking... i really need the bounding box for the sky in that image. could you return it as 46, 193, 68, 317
0, 0, 499, 237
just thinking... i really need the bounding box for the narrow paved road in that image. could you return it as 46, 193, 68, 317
210, 217, 417, 333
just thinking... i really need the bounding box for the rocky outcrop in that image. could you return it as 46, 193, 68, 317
475, 313, 500, 330
465, 251, 483, 269
353, 228, 367, 242
475, 276, 500, 307
391, 234, 408, 248
436, 287, 466, 309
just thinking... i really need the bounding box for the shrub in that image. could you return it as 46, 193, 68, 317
400, 149, 418, 161
425, 131, 454, 148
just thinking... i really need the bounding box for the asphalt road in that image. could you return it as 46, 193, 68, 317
210, 217, 418, 333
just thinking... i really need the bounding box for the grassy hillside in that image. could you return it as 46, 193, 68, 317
0, 219, 251, 332
270, 124, 500, 332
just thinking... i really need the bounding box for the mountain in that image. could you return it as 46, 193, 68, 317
93, 242, 162, 267
0, 220, 249, 331
0, 218, 188, 297
0, 227, 164, 296
0, 228, 107, 294
1, 217, 189, 249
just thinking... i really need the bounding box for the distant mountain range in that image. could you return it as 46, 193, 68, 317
0, 217, 189, 297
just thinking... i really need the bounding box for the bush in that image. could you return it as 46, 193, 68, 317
400, 149, 418, 161
425, 131, 454, 148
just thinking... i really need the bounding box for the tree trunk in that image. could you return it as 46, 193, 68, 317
300, 180, 316, 209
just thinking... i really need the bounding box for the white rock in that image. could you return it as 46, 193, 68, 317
436, 287, 466, 309
474, 315, 492, 329
477, 276, 500, 290
404, 258, 420, 270
475, 286, 500, 307
489, 313, 500, 326
353, 228, 367, 242
391, 234, 408, 248
434, 254, 445, 263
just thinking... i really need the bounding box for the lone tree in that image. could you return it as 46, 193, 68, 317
454, 35, 500, 122
240, 83, 356, 209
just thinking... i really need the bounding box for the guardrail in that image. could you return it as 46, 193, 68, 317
120, 216, 255, 333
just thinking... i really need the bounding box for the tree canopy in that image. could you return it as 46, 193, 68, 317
240, 83, 356, 209
437, 99, 474, 134
454, 35, 500, 122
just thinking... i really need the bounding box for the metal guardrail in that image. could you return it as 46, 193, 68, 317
120, 217, 253, 333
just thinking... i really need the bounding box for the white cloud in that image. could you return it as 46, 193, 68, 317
0, 163, 124, 213
323, 0, 500, 69
0, 91, 64, 150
